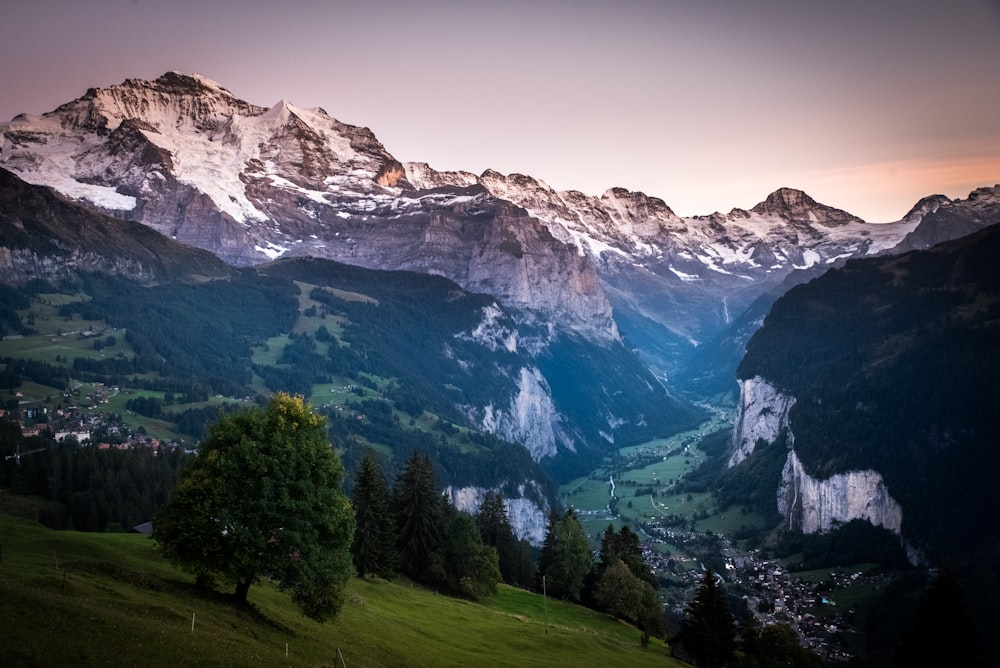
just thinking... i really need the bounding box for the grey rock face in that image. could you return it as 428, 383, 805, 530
0, 73, 615, 340
729, 376, 796, 467
731, 375, 905, 542
777, 450, 903, 537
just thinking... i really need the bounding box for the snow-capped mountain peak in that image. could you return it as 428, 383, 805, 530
2, 72, 996, 360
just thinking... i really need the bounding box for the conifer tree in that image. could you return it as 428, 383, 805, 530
440, 500, 501, 599
536, 508, 561, 589
476, 493, 521, 585
536, 508, 592, 601
598, 523, 656, 587
392, 451, 443, 582
350, 448, 397, 579
680, 568, 736, 668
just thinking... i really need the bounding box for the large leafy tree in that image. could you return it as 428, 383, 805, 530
537, 508, 592, 602
154, 393, 355, 622
350, 448, 398, 579
593, 559, 664, 645
594, 558, 648, 620
679, 569, 737, 668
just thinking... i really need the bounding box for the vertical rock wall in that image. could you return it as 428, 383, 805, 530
731, 375, 905, 540
729, 375, 796, 467
777, 449, 903, 534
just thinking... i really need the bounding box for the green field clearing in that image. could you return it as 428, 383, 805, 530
619, 451, 703, 487
617, 490, 713, 523
693, 506, 766, 534
792, 563, 880, 584
252, 333, 293, 366
560, 476, 612, 512
20, 295, 105, 334
308, 379, 363, 407
0, 327, 127, 364
576, 513, 622, 544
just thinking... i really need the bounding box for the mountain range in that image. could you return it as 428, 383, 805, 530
2, 71, 999, 551
3, 72, 998, 380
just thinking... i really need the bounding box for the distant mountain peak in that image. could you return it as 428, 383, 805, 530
901, 194, 952, 224
751, 187, 864, 227
151, 71, 231, 93
751, 187, 816, 215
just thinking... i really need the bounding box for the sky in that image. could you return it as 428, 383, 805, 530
1, 0, 999, 223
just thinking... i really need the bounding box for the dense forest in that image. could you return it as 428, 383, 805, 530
0, 419, 187, 532
0, 257, 702, 495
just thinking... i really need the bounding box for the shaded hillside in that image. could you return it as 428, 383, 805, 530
261, 257, 706, 483
0, 167, 232, 284
738, 222, 1000, 561
0, 263, 559, 527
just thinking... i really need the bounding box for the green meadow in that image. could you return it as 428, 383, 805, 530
0, 508, 690, 667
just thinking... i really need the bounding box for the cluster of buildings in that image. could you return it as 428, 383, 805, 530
5, 387, 176, 454
638, 517, 878, 663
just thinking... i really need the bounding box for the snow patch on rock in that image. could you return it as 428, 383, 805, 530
466, 303, 518, 353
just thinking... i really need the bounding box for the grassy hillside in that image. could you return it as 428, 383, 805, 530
0, 509, 688, 667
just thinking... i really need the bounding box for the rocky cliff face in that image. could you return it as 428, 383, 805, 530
0, 167, 231, 284
730, 375, 904, 540
729, 376, 796, 466
777, 449, 903, 536
407, 164, 940, 382
0, 73, 616, 342
475, 366, 567, 461
444, 484, 548, 545
893, 185, 1000, 253
733, 222, 1000, 570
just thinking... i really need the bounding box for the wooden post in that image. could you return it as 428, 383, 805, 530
543, 575, 548, 635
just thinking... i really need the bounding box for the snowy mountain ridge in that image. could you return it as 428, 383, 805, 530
2, 72, 998, 373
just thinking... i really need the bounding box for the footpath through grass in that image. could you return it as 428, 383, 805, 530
0, 510, 689, 667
